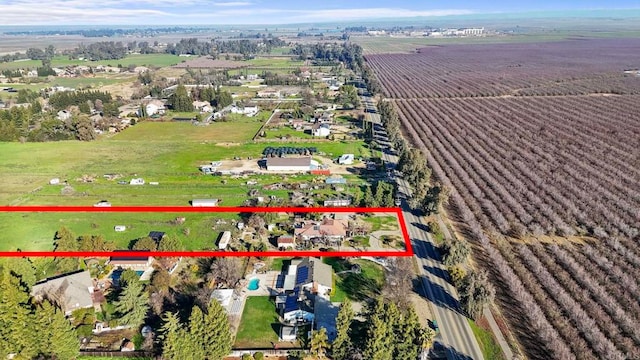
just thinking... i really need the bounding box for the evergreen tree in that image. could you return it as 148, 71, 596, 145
170, 85, 193, 112
202, 300, 232, 359
361, 185, 375, 207
310, 327, 329, 358
114, 280, 149, 328
331, 299, 354, 360
185, 306, 207, 359
393, 306, 424, 360
0, 257, 36, 288
214, 90, 233, 110
362, 297, 393, 360
34, 301, 79, 360
0, 269, 37, 359
160, 312, 184, 359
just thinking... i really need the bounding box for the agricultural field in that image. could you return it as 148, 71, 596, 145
368, 38, 640, 359
366, 38, 640, 98
0, 54, 185, 71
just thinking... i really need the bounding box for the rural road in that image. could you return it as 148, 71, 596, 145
363, 95, 484, 360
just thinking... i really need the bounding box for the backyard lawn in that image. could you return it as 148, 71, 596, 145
0, 54, 185, 71
234, 296, 280, 348
325, 258, 385, 302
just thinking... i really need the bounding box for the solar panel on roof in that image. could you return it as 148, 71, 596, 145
284, 295, 299, 313
296, 266, 309, 285
276, 274, 285, 288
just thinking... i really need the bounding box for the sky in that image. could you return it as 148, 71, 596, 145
1, 0, 639, 25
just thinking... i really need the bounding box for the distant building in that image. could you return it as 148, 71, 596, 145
312, 124, 331, 137
130, 178, 145, 185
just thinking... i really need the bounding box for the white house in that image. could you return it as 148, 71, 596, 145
338, 154, 354, 165
257, 89, 280, 98
141, 100, 166, 116
230, 105, 259, 117
193, 101, 212, 113
313, 124, 331, 137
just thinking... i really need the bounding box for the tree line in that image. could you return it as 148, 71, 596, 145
48, 89, 112, 111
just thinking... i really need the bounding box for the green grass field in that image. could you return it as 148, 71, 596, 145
0, 54, 185, 71
468, 319, 506, 360
246, 58, 303, 67
364, 215, 400, 231
326, 258, 385, 302
234, 296, 280, 348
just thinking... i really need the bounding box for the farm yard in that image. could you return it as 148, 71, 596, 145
367, 38, 640, 359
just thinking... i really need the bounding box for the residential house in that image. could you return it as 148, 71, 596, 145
140, 99, 166, 116
323, 199, 351, 207
193, 101, 212, 113
280, 288, 314, 323
280, 257, 333, 299
230, 105, 259, 117
57, 110, 72, 121
312, 123, 331, 137
294, 217, 348, 245
107, 251, 154, 270
31, 270, 95, 315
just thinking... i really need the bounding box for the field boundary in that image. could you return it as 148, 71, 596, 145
0, 206, 412, 257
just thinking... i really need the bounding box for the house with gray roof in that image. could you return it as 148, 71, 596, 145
288, 257, 333, 299
31, 270, 95, 315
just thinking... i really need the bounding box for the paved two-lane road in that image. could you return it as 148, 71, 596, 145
363, 96, 484, 360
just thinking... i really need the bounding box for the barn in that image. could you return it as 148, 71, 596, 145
266, 157, 319, 172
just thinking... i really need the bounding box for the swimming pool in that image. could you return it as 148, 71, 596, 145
247, 278, 260, 291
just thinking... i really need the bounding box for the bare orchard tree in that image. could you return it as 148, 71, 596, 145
206, 257, 243, 287
383, 257, 415, 309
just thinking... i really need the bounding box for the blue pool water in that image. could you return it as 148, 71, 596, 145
248, 278, 260, 290
135, 270, 144, 276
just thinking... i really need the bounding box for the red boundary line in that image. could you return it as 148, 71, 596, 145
0, 206, 413, 258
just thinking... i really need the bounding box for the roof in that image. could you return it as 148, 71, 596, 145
109, 250, 151, 263
278, 235, 295, 244
294, 218, 348, 238
211, 289, 234, 308
290, 257, 333, 289
267, 157, 312, 168
31, 270, 93, 313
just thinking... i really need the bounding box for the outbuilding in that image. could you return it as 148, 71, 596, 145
191, 199, 219, 207
266, 157, 318, 172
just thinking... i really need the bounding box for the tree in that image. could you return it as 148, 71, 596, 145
459, 271, 495, 320
442, 238, 471, 267
114, 279, 150, 328
71, 114, 96, 141
214, 90, 233, 110
170, 84, 193, 112
207, 257, 242, 287
332, 299, 354, 360
201, 299, 232, 359
159, 235, 183, 251
310, 327, 329, 358
362, 298, 393, 360
383, 257, 414, 309
160, 312, 185, 359
0, 269, 37, 359
34, 301, 79, 359
133, 236, 157, 251
393, 306, 426, 360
